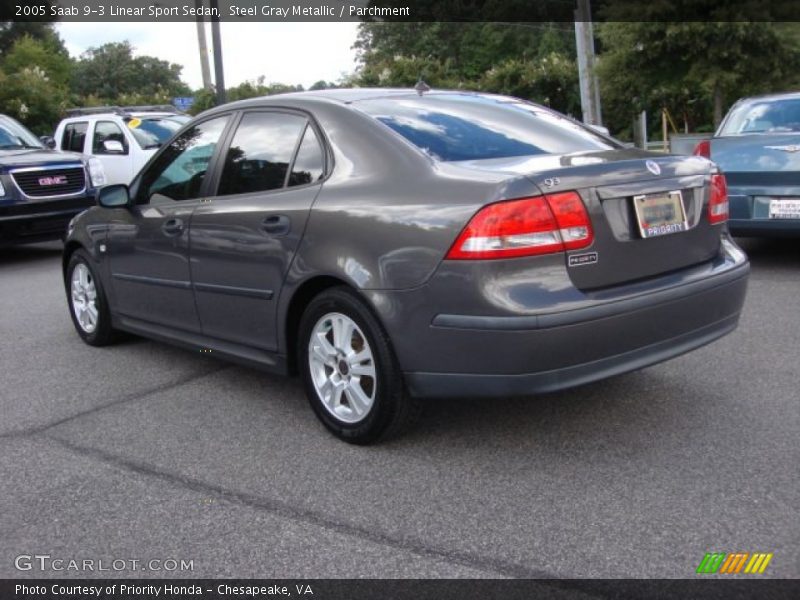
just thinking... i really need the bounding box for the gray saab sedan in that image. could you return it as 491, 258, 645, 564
63, 89, 749, 443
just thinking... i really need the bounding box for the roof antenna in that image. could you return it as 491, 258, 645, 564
415, 77, 430, 96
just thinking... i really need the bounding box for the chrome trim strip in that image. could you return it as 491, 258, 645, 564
112, 273, 192, 290
9, 163, 85, 173
9, 164, 88, 200
193, 282, 274, 300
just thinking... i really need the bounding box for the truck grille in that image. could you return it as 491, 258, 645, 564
11, 167, 87, 198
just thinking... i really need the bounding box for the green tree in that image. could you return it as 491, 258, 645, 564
0, 35, 71, 134
0, 66, 68, 135
2, 34, 71, 88
481, 53, 580, 116
0, 20, 65, 56
71, 42, 190, 103
353, 22, 579, 113
597, 22, 800, 137
188, 79, 304, 115
309, 80, 337, 91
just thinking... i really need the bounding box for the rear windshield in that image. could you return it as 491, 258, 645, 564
354, 94, 616, 161
719, 97, 800, 135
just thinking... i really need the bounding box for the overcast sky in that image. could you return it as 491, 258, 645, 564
56, 22, 360, 90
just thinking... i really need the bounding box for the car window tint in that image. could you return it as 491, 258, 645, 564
127, 117, 184, 149
289, 125, 324, 187
137, 115, 229, 204
93, 121, 128, 154
719, 98, 800, 135
61, 122, 88, 153
218, 112, 306, 196
356, 94, 616, 161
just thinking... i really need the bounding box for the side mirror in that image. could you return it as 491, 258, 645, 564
40, 135, 56, 149
97, 184, 131, 209
102, 140, 125, 154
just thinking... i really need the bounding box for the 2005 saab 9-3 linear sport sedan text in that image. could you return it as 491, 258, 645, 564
63, 89, 750, 443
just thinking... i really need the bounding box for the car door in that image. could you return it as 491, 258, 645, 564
189, 110, 327, 351
91, 120, 133, 185
105, 114, 232, 333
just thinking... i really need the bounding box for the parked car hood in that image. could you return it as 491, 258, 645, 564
0, 148, 85, 171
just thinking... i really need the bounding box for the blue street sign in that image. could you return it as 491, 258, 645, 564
173, 97, 195, 112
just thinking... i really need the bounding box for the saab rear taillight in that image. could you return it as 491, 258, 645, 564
446, 192, 593, 260
693, 140, 711, 158
708, 173, 729, 225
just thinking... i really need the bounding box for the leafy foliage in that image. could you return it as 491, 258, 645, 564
188, 77, 305, 115
597, 22, 800, 138
353, 22, 580, 115
0, 35, 71, 134
70, 42, 190, 103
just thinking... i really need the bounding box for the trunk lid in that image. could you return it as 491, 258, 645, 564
710, 134, 800, 179
451, 149, 721, 291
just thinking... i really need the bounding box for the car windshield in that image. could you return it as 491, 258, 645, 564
126, 115, 189, 149
719, 97, 800, 135
354, 94, 617, 161
0, 115, 44, 150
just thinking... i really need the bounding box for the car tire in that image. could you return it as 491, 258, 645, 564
66, 249, 116, 347
298, 286, 420, 444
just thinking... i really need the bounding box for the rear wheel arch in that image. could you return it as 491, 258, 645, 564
283, 276, 392, 376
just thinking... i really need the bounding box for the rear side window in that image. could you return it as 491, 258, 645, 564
218, 112, 307, 196
289, 125, 324, 187
93, 121, 129, 154
355, 94, 616, 161
61, 122, 88, 153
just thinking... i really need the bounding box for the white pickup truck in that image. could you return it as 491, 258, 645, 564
52, 106, 190, 186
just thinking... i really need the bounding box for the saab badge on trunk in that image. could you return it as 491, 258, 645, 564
646, 160, 661, 175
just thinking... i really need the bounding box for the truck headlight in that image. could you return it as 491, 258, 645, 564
87, 158, 106, 187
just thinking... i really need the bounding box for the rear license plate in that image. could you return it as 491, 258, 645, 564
769, 198, 800, 219
633, 191, 688, 239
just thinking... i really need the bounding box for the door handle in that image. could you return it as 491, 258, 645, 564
261, 214, 291, 236
162, 218, 184, 236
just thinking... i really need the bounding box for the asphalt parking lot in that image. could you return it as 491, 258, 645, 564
1, 238, 797, 580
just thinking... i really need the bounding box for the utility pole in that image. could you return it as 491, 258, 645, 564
195, 0, 212, 90
209, 0, 226, 105
574, 0, 602, 126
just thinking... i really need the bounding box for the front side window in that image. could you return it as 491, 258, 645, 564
61, 122, 88, 153
136, 115, 229, 204
93, 121, 128, 154
218, 112, 307, 196
356, 94, 616, 161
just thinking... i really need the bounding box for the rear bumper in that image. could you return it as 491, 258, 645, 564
406, 313, 740, 398
0, 196, 94, 245
727, 192, 800, 237
375, 238, 749, 399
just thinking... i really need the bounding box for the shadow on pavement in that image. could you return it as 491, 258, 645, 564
735, 236, 800, 269
0, 240, 63, 266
